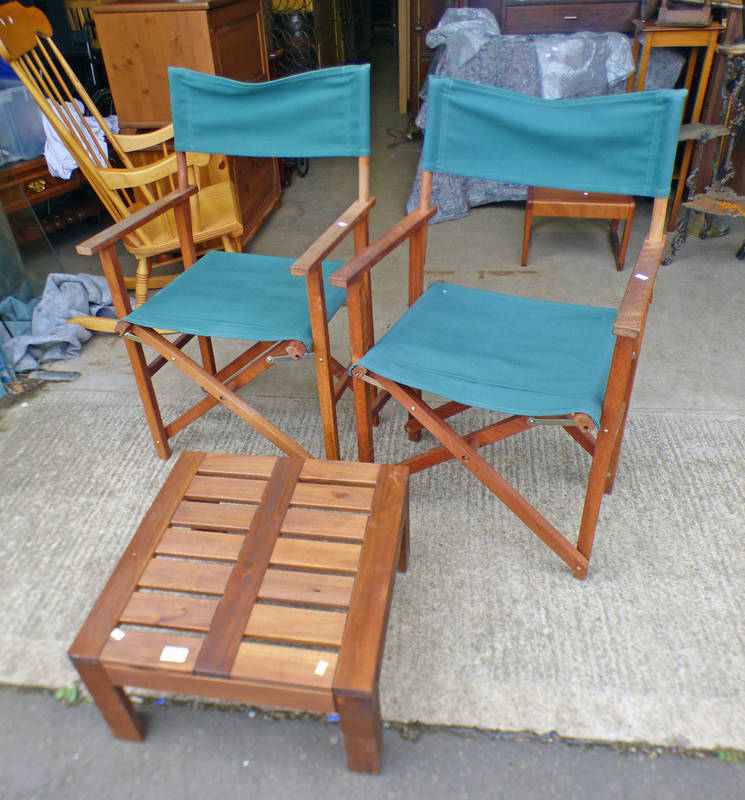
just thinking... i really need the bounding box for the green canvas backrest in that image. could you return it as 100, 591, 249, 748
169, 64, 371, 159
421, 76, 686, 198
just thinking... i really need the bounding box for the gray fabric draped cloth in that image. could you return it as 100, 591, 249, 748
0, 273, 115, 372
407, 9, 686, 223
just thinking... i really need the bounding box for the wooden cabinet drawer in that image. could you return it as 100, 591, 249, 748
0, 157, 88, 214
501, 2, 638, 34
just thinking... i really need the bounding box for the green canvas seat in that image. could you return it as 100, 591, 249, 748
335, 76, 685, 579
356, 282, 617, 427
124, 253, 347, 350
78, 64, 374, 461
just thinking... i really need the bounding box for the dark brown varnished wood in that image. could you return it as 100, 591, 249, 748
69, 452, 409, 773
344, 156, 670, 578
194, 458, 303, 679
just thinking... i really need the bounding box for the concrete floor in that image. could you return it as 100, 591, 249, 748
3, 38, 745, 799
2, 686, 745, 800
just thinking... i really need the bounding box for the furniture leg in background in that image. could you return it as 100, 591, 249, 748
625, 18, 724, 232
522, 187, 636, 270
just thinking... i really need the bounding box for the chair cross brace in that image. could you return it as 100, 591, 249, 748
266, 351, 313, 363
527, 415, 595, 430
364, 370, 592, 578
118, 321, 312, 459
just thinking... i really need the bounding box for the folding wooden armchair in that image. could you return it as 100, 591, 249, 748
77, 64, 374, 462
0, 1, 243, 331
333, 78, 685, 579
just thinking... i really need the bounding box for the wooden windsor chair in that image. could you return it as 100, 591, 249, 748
0, 1, 244, 332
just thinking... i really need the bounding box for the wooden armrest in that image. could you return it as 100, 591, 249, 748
329, 206, 436, 288
289, 197, 376, 276
98, 154, 178, 191
114, 124, 175, 152
97, 151, 210, 191
613, 236, 667, 338
76, 186, 198, 256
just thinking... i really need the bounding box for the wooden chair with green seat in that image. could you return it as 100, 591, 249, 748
0, 1, 243, 332
76, 64, 375, 462
333, 78, 685, 579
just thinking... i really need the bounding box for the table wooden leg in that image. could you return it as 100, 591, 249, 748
72, 659, 145, 741
626, 36, 642, 92
337, 691, 384, 774
521, 190, 534, 266
634, 38, 653, 92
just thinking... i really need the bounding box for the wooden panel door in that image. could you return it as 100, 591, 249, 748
408, 0, 451, 113
94, 0, 281, 246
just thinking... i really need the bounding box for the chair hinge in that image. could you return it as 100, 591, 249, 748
528, 417, 576, 426
528, 413, 595, 432
266, 351, 314, 363
353, 371, 384, 389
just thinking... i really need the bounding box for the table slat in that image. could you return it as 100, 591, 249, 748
171, 500, 257, 532
101, 629, 202, 673
245, 604, 346, 648
259, 568, 354, 609
231, 641, 337, 691
156, 528, 243, 561
139, 559, 232, 595
292, 483, 375, 512
281, 508, 368, 541
120, 592, 218, 631
199, 453, 380, 486
185, 475, 267, 504
271, 538, 361, 573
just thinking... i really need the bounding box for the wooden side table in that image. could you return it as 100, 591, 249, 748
625, 18, 724, 231
68, 451, 410, 774
522, 187, 636, 270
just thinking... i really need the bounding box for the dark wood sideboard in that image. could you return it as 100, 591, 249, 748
406, 0, 640, 113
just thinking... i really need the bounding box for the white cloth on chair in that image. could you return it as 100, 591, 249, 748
41, 99, 118, 179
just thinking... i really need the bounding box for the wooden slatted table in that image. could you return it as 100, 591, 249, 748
69, 451, 409, 773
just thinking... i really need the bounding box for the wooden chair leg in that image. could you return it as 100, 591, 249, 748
221, 234, 238, 254
352, 372, 375, 462
407, 389, 423, 442
610, 220, 622, 270
123, 336, 171, 460
336, 691, 384, 774
611, 206, 635, 271
134, 256, 152, 308
577, 336, 636, 558
315, 350, 341, 461
398, 489, 410, 573
618, 206, 635, 271
575, 424, 618, 563
522, 193, 534, 267
305, 268, 341, 461
605, 349, 640, 493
